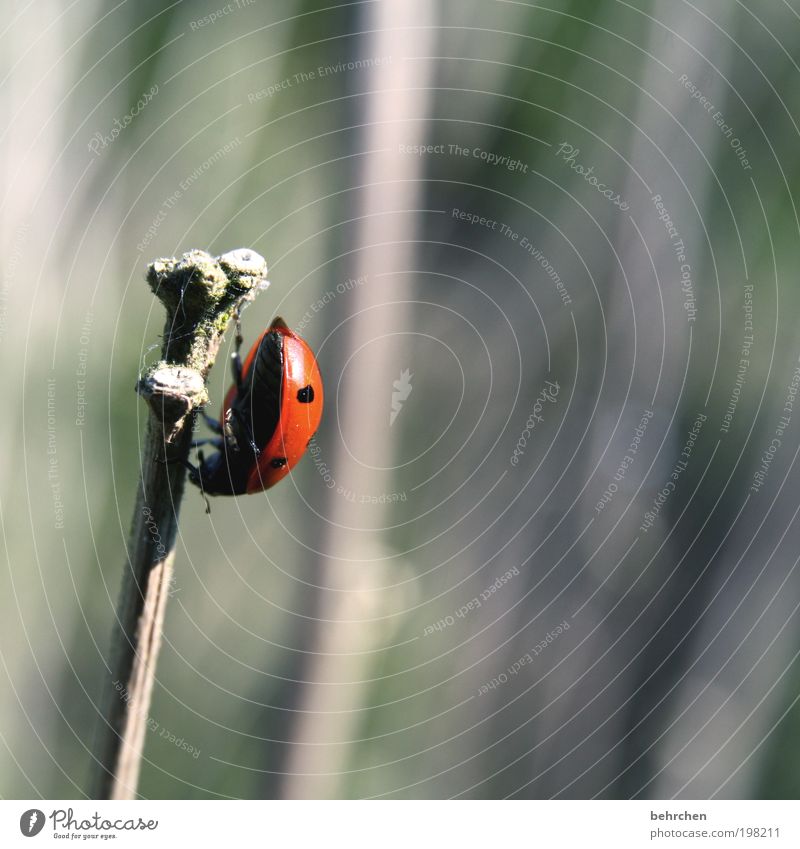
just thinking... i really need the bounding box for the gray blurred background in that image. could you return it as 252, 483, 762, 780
2, 0, 800, 799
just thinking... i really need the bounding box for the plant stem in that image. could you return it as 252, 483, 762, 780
93, 248, 268, 800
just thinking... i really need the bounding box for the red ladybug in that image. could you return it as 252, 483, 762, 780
188, 316, 324, 496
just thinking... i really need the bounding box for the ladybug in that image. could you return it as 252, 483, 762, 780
187, 316, 324, 496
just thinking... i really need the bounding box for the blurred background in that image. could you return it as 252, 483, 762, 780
2, 0, 800, 799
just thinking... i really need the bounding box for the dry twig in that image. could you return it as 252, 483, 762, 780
93, 248, 268, 799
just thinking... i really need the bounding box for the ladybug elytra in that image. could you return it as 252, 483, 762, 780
187, 316, 324, 496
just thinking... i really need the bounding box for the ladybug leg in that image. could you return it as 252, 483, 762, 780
181, 456, 212, 513
228, 408, 260, 456
182, 453, 203, 480
201, 411, 223, 435
191, 437, 224, 450
182, 456, 203, 489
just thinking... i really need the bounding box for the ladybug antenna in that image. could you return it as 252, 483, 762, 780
184, 458, 212, 514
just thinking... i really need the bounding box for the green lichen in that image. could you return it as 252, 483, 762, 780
145, 248, 268, 372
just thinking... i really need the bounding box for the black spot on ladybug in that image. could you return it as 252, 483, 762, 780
270, 457, 288, 468
297, 385, 315, 403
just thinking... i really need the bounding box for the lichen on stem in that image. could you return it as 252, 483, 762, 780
93, 248, 268, 800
